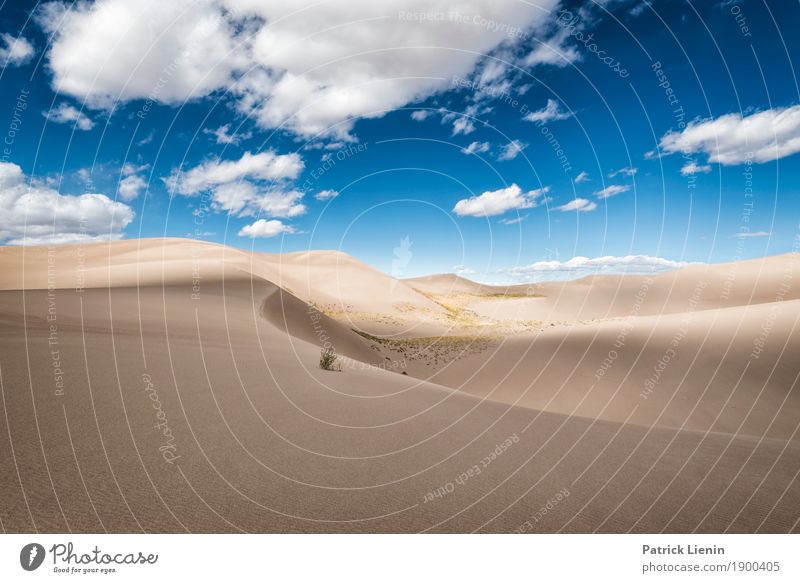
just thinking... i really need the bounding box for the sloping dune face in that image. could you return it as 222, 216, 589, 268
0, 239, 798, 533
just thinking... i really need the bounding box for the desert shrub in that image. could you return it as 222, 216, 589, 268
319, 347, 338, 371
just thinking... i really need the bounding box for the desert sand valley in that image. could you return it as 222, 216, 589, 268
0, 238, 798, 533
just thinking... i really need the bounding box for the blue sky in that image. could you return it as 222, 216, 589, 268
1, 0, 798, 282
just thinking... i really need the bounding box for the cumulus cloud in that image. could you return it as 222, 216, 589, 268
38, 0, 559, 138
505, 254, 692, 281
574, 171, 590, 183
595, 184, 630, 199
167, 150, 306, 218
168, 151, 303, 196
118, 175, 146, 201
461, 141, 490, 155
454, 184, 548, 217
43, 103, 95, 131
658, 104, 800, 165
411, 110, 432, 121
238, 219, 296, 238
117, 162, 149, 200
0, 162, 134, 245
556, 198, 596, 212
212, 183, 306, 218
0, 33, 35, 66
36, 0, 247, 107
680, 162, 712, 175
497, 139, 527, 161
524, 99, 573, 123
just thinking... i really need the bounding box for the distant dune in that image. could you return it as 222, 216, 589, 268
0, 238, 797, 533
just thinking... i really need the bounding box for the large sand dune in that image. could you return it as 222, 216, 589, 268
0, 239, 798, 533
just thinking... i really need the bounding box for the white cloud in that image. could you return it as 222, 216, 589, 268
556, 198, 596, 212
238, 219, 295, 238
506, 254, 692, 281
524, 99, 572, 123
680, 162, 712, 175
0, 162, 134, 245
136, 131, 154, 146
168, 150, 303, 196
43, 103, 95, 131
37, 0, 247, 107
37, 0, 559, 138
208, 181, 256, 215
122, 162, 149, 175
733, 231, 770, 238
461, 141, 490, 155
608, 166, 637, 177
658, 104, 800, 165
118, 175, 146, 200
168, 150, 306, 218
0, 33, 35, 66
203, 123, 251, 145
411, 110, 432, 121
452, 265, 476, 275
453, 184, 548, 217
499, 215, 527, 225
595, 184, 630, 199
497, 139, 527, 161
523, 28, 581, 68
256, 189, 307, 218
314, 189, 339, 201
209, 183, 306, 218
574, 171, 590, 183
451, 117, 476, 136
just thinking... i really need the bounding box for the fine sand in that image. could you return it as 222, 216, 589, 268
0, 238, 798, 533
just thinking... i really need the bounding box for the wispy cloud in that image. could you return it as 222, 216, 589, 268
497, 139, 527, 161
505, 254, 693, 282
608, 166, 637, 178
43, 103, 95, 131
680, 162, 712, 175
203, 123, 251, 145
556, 198, 597, 212
733, 231, 770, 238
524, 99, 573, 123
595, 184, 630, 199
0, 33, 34, 66
461, 141, 490, 155
314, 189, 339, 201
500, 215, 527, 225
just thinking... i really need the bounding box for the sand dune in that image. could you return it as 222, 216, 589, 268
466, 254, 800, 323
0, 238, 798, 533
429, 301, 800, 440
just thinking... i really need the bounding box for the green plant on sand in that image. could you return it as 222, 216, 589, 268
319, 347, 339, 371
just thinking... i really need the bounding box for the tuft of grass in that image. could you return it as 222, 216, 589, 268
319, 347, 339, 371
